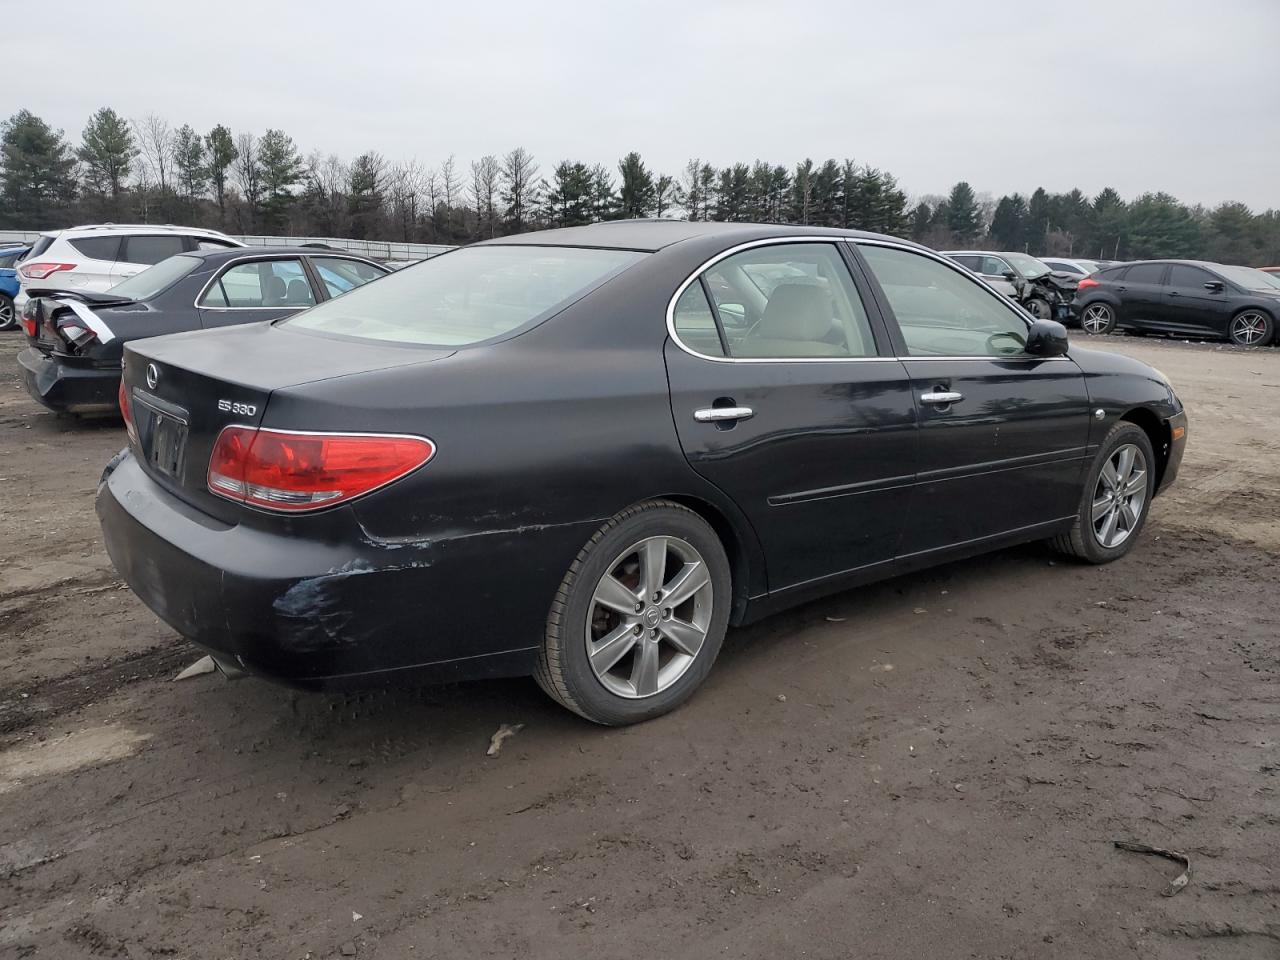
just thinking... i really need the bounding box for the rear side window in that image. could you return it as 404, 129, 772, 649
671, 282, 725, 357
1124, 263, 1166, 285
312, 257, 386, 298
949, 255, 981, 271
1097, 265, 1127, 280
69, 236, 121, 262
0, 251, 20, 268
124, 235, 186, 266
286, 246, 647, 346
700, 243, 875, 359
201, 259, 314, 308
26, 236, 55, 260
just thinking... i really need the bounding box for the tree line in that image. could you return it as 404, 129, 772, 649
2, 107, 1277, 266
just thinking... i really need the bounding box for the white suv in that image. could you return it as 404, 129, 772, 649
15, 224, 243, 307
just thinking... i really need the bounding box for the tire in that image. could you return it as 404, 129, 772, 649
0, 294, 16, 332
535, 499, 731, 725
1080, 301, 1116, 335
1228, 309, 1273, 347
1024, 297, 1051, 320
1051, 422, 1156, 564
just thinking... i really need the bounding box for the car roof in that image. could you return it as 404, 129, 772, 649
43, 224, 237, 239
485, 219, 927, 253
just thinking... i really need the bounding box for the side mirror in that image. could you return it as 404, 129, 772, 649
1203, 280, 1224, 292
1002, 270, 1017, 281
1024, 319, 1069, 357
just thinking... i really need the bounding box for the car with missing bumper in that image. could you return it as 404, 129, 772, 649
97, 221, 1187, 725
18, 247, 388, 415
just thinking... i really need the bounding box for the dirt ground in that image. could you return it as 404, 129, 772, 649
0, 330, 1276, 959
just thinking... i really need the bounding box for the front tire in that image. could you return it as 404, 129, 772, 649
1228, 309, 1273, 347
535, 500, 731, 725
1024, 297, 1051, 320
1080, 302, 1116, 335
1051, 422, 1155, 564
0, 294, 16, 331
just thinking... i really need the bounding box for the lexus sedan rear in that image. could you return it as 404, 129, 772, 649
99, 221, 1187, 725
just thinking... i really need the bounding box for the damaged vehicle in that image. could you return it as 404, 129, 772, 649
943, 250, 1079, 322
97, 221, 1187, 725
18, 247, 387, 415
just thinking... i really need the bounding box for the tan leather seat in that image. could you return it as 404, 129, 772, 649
734, 283, 847, 357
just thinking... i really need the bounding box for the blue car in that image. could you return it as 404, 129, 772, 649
0, 245, 30, 331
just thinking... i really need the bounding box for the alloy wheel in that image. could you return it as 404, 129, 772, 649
1091, 443, 1148, 549
1230, 312, 1269, 346
1082, 304, 1112, 334
585, 535, 714, 698
0, 299, 13, 329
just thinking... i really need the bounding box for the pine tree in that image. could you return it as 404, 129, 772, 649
172, 124, 206, 215
258, 129, 304, 233
0, 110, 77, 228
204, 125, 237, 228
78, 107, 137, 218
617, 151, 655, 219
945, 181, 982, 243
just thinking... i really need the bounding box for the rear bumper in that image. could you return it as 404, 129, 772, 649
95, 451, 579, 687
18, 347, 119, 414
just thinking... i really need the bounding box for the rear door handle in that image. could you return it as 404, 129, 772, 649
694, 406, 754, 423
920, 391, 964, 405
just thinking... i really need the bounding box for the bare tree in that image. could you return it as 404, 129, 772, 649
388, 160, 425, 242
439, 154, 461, 240
136, 114, 173, 219
469, 155, 500, 239
232, 132, 262, 231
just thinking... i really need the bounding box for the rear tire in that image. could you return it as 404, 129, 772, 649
1228, 309, 1273, 347
1080, 302, 1116, 335
0, 294, 16, 331
1051, 422, 1155, 564
535, 500, 731, 725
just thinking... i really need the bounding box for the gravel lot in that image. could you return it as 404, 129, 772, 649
0, 331, 1276, 959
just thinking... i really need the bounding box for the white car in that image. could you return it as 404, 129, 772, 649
1040, 257, 1107, 277
15, 224, 243, 308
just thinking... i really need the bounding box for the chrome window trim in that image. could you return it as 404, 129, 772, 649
193, 253, 382, 311
664, 236, 898, 365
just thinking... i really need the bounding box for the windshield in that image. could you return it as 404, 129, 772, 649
286, 245, 648, 346
1215, 264, 1280, 292
1004, 252, 1052, 278
108, 255, 200, 300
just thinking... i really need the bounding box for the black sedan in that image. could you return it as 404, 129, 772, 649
1075, 259, 1280, 346
18, 247, 388, 414
97, 222, 1188, 725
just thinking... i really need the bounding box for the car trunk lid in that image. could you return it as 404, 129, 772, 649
123, 323, 453, 519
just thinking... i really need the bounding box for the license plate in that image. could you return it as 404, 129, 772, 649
148, 413, 188, 479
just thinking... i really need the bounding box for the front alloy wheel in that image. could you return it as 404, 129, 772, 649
1229, 311, 1272, 346
1091, 443, 1148, 548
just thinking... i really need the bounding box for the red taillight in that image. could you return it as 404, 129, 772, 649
118, 378, 138, 441
18, 262, 75, 281
1077, 277, 1100, 291
207, 427, 435, 512
20, 314, 38, 338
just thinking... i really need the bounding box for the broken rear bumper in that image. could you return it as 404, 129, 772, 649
96, 451, 549, 687
18, 347, 120, 415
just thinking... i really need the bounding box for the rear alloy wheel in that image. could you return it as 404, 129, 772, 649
1051, 422, 1155, 563
0, 294, 16, 332
1081, 302, 1116, 335
535, 500, 730, 725
1228, 310, 1273, 347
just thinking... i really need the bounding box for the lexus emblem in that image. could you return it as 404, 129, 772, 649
145, 363, 159, 390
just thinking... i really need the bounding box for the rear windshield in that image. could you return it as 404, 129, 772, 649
285, 245, 647, 346
108, 255, 200, 300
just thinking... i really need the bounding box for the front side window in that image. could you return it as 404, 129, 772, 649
1124, 263, 1167, 285
858, 245, 1030, 358
124, 235, 186, 266
700, 243, 875, 358
201, 259, 314, 308
312, 257, 386, 298
1168, 265, 1215, 288
108, 255, 200, 300
949, 255, 982, 272
979, 255, 1012, 277
286, 245, 646, 346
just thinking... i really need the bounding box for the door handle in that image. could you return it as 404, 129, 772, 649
920, 391, 964, 405
1168, 291, 1180, 298
694, 406, 754, 423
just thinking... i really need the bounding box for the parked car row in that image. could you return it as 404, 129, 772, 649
0, 243, 30, 331
940, 250, 1080, 322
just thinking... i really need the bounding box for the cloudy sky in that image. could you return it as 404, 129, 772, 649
13, 0, 1280, 209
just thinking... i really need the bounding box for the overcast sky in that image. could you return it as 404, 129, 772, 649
13, 0, 1280, 209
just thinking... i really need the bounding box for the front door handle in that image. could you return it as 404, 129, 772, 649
920, 391, 964, 405
694, 406, 754, 423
